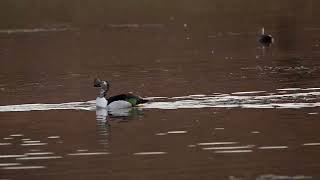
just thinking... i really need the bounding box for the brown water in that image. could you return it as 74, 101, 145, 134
1, 1, 320, 180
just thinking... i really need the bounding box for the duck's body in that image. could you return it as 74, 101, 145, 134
94, 79, 148, 109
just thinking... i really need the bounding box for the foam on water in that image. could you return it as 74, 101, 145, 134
0, 88, 320, 112
2, 166, 46, 170
214, 150, 253, 153
0, 143, 11, 146
0, 163, 21, 167
202, 145, 254, 150
20, 143, 47, 146
17, 156, 63, 160
0, 27, 77, 34
133, 152, 167, 155
258, 146, 288, 149
67, 152, 110, 156
167, 131, 188, 134
197, 142, 239, 146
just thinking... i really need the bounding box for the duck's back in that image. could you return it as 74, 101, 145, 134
107, 94, 148, 107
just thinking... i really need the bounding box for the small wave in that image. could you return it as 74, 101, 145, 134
0, 26, 78, 34
107, 24, 165, 29
0, 101, 95, 112
214, 150, 253, 153
0, 88, 320, 112
67, 152, 110, 156
133, 152, 167, 155
2, 166, 46, 170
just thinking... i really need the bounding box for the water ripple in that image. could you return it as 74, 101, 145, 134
16, 156, 62, 160
214, 150, 253, 154
0, 88, 320, 112
133, 152, 167, 155
67, 152, 110, 156
2, 166, 46, 170
0, 26, 77, 34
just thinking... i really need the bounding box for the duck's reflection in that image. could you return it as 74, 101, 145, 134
96, 107, 144, 120
95, 107, 144, 150
96, 108, 110, 150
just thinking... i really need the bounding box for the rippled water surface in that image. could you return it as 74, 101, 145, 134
1, 1, 320, 180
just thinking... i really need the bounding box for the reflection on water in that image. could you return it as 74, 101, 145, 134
229, 174, 313, 180
17, 156, 63, 160
258, 146, 288, 150
0, 26, 77, 34
215, 150, 253, 154
0, 163, 21, 167
67, 152, 110, 156
96, 108, 109, 150
133, 152, 167, 155
2, 166, 46, 170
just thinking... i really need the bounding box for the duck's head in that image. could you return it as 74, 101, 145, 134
94, 78, 110, 91
94, 78, 110, 97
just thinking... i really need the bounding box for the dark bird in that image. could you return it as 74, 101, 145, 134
93, 78, 148, 109
258, 27, 274, 46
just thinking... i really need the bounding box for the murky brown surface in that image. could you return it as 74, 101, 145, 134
1, 1, 320, 180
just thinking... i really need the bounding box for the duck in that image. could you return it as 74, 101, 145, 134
93, 78, 148, 109
258, 27, 274, 46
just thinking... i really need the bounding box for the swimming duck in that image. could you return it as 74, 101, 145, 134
94, 78, 148, 109
258, 27, 274, 46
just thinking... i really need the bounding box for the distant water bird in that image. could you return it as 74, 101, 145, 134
258, 27, 274, 46
94, 78, 148, 109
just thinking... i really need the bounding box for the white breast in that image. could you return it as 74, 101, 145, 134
96, 97, 108, 108
108, 100, 132, 109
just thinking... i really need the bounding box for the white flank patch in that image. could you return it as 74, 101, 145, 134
108, 100, 132, 109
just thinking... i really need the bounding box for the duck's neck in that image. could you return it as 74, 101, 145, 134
261, 27, 265, 35
96, 89, 108, 109
99, 89, 107, 98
